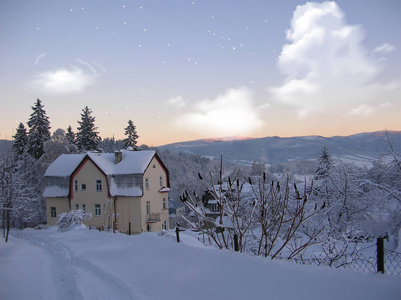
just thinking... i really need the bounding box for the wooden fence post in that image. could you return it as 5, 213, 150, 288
377, 237, 385, 274
234, 234, 239, 252
176, 227, 180, 243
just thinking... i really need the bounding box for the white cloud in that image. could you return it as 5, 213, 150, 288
172, 87, 263, 137
33, 52, 48, 66
372, 43, 395, 54
345, 104, 374, 117
167, 96, 187, 108
29, 59, 103, 95
269, 2, 398, 117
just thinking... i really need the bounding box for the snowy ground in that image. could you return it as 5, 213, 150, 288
1, 227, 400, 300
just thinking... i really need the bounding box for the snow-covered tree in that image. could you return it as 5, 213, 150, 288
27, 98, 51, 160
12, 123, 28, 162
122, 119, 139, 150
9, 151, 46, 228
66, 125, 75, 145
180, 155, 323, 259
76, 106, 100, 152
56, 209, 92, 232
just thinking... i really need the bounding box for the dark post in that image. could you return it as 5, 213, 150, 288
377, 237, 384, 274
234, 234, 239, 252
176, 227, 180, 243
128, 222, 131, 236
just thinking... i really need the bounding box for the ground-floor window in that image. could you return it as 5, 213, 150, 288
75, 204, 79, 210
94, 204, 101, 216
163, 220, 167, 230
51, 207, 57, 218
147, 224, 151, 232
82, 204, 86, 211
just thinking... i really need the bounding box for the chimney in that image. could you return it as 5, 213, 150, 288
115, 150, 122, 164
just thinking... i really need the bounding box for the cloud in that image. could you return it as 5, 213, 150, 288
33, 52, 48, 66
171, 87, 263, 137
167, 96, 187, 108
372, 43, 395, 54
269, 2, 398, 117
345, 104, 374, 117
29, 59, 104, 95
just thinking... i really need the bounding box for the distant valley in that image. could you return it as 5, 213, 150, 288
158, 131, 401, 166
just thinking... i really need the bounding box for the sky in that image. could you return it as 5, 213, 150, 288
1, 0, 400, 146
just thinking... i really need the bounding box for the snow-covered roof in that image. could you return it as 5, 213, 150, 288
44, 154, 86, 177
45, 150, 156, 177
88, 150, 156, 175
44, 150, 163, 198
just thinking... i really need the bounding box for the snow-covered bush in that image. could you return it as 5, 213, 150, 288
56, 209, 92, 232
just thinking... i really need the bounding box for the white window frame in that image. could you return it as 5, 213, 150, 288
80, 183, 86, 191
82, 204, 86, 211
163, 220, 167, 230
145, 178, 149, 190
159, 176, 163, 187
146, 201, 150, 220
75, 204, 79, 210
94, 204, 101, 216
50, 207, 57, 218
162, 198, 166, 209
74, 180, 78, 192
95, 179, 102, 192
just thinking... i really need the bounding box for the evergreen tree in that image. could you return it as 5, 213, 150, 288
66, 125, 75, 145
27, 98, 51, 160
122, 119, 139, 150
12, 123, 28, 162
315, 147, 332, 180
76, 106, 100, 152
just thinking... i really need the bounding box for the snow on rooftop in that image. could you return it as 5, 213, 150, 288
89, 150, 156, 175
45, 150, 157, 177
44, 154, 85, 177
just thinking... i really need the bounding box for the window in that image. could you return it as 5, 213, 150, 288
82, 204, 86, 211
147, 224, 151, 232
159, 176, 163, 187
145, 178, 149, 190
94, 204, 101, 216
146, 201, 150, 220
95, 179, 102, 192
74, 180, 78, 192
163, 220, 167, 230
50, 207, 57, 218
162, 198, 167, 209
81, 183, 86, 191
75, 204, 79, 210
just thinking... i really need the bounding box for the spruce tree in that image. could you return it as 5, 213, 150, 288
122, 119, 139, 150
12, 123, 28, 162
27, 98, 51, 160
66, 125, 75, 145
315, 147, 332, 180
76, 106, 100, 152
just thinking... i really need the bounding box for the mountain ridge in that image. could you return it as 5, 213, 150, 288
158, 130, 401, 165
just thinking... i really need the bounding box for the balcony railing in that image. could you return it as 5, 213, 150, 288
146, 213, 160, 223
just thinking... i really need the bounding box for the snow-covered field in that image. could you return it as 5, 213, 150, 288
1, 227, 400, 300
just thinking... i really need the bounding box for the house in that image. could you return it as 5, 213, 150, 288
43, 149, 170, 233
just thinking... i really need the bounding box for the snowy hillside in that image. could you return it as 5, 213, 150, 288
1, 227, 400, 300
159, 131, 401, 165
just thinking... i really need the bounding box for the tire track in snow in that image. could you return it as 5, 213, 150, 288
15, 231, 136, 300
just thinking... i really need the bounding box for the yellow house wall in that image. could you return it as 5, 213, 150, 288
71, 159, 110, 228
114, 197, 142, 234
140, 156, 169, 232
46, 197, 70, 226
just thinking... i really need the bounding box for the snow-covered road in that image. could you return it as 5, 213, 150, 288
1, 227, 400, 300
11, 229, 136, 300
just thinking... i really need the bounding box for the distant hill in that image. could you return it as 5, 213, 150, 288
0, 140, 13, 159
158, 131, 401, 166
